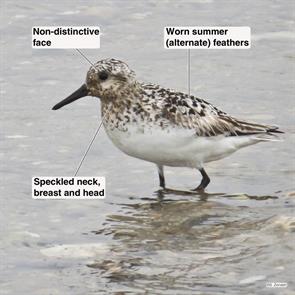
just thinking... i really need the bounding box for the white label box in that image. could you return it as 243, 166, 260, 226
32, 176, 105, 199
164, 26, 251, 49
32, 26, 100, 49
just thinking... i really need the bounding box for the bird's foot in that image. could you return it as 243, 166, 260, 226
192, 185, 205, 192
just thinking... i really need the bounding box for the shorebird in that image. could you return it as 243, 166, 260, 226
52, 58, 283, 191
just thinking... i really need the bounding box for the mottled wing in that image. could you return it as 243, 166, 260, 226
161, 90, 282, 137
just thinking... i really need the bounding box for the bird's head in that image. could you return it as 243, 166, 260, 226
52, 58, 136, 110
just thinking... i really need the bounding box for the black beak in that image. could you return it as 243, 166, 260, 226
52, 84, 88, 110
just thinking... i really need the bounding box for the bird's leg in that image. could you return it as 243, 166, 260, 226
193, 168, 210, 191
157, 165, 165, 189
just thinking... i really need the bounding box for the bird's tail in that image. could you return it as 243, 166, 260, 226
251, 133, 284, 142
225, 117, 284, 137
236, 121, 284, 143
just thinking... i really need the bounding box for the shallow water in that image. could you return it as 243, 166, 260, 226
1, 0, 295, 294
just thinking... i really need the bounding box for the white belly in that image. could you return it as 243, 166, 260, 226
104, 124, 258, 168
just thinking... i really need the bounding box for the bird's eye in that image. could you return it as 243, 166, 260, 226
98, 71, 108, 81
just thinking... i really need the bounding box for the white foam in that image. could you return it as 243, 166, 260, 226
40, 243, 110, 259
6, 135, 28, 139
239, 275, 266, 285
42, 80, 58, 85
58, 11, 80, 15
273, 216, 295, 232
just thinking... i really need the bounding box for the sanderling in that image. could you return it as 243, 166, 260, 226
52, 58, 283, 191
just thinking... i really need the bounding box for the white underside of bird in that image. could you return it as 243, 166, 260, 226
105, 123, 274, 169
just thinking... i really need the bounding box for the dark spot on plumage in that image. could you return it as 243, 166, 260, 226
177, 100, 183, 106
192, 100, 199, 107
169, 106, 177, 113
181, 100, 190, 107
218, 110, 226, 115
154, 114, 160, 120
200, 110, 206, 117
213, 106, 221, 112
171, 97, 178, 104
189, 109, 195, 115
178, 98, 183, 104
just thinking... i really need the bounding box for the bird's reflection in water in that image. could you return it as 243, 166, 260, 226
88, 190, 278, 292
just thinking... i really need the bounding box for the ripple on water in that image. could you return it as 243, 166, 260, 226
83, 193, 293, 294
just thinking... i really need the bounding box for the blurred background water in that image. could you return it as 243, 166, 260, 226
1, 0, 295, 294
